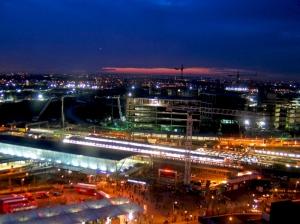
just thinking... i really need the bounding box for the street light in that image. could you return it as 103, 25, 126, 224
173, 201, 178, 213
258, 120, 266, 129
105, 217, 111, 224
244, 119, 250, 126
38, 94, 43, 100
128, 211, 133, 221
21, 178, 25, 189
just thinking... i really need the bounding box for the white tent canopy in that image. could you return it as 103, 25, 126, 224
0, 198, 142, 224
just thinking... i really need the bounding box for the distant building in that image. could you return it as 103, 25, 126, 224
274, 97, 300, 132
286, 97, 300, 131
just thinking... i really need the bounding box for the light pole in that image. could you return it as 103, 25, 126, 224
61, 96, 65, 129
21, 178, 25, 190
184, 210, 188, 221
173, 201, 178, 214
61, 95, 76, 130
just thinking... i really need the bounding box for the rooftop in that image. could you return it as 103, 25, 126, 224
0, 134, 137, 161
0, 198, 142, 224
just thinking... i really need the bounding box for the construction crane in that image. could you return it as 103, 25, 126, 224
228, 71, 240, 83
95, 95, 124, 121
32, 95, 75, 129
32, 97, 58, 122
167, 105, 266, 185
227, 71, 258, 83
184, 112, 193, 185
61, 95, 78, 129
116, 96, 124, 121
174, 64, 185, 80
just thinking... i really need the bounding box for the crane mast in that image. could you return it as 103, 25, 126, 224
168, 105, 266, 185
184, 112, 193, 185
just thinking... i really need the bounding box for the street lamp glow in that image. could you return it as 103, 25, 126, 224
38, 94, 43, 100
128, 211, 133, 221
128, 92, 132, 97
105, 217, 111, 224
258, 120, 266, 128
244, 119, 250, 126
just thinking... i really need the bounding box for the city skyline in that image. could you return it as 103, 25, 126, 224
0, 1, 300, 223
0, 0, 299, 79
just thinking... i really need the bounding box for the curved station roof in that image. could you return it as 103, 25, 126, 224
0, 198, 142, 224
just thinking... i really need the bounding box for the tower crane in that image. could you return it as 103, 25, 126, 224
174, 64, 185, 80
227, 71, 258, 83
228, 71, 240, 83
32, 95, 76, 129
60, 95, 78, 129
167, 105, 266, 185
32, 97, 58, 122
95, 95, 124, 121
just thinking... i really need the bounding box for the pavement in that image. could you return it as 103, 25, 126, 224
95, 179, 256, 224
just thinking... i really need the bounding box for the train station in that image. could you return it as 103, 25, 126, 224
0, 135, 140, 174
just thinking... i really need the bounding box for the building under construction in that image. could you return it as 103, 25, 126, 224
126, 96, 256, 134
126, 97, 208, 133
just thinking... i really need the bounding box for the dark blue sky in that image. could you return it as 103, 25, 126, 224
0, 0, 300, 78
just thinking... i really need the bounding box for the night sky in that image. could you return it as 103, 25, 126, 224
0, 0, 300, 78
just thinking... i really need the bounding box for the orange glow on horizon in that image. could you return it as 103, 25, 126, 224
101, 66, 239, 75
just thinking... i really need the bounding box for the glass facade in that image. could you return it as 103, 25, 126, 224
0, 142, 134, 173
